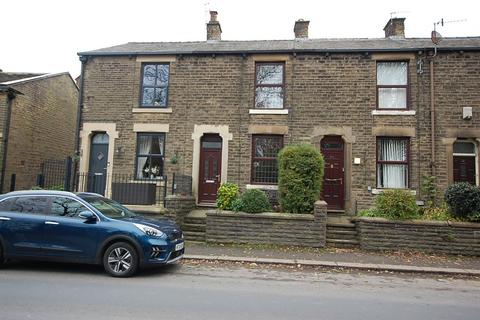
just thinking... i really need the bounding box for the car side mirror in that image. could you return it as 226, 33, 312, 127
79, 211, 96, 222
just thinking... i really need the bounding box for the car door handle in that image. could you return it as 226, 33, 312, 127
45, 221, 60, 225
0, 216, 11, 221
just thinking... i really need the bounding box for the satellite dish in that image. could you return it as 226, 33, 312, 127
431, 30, 443, 45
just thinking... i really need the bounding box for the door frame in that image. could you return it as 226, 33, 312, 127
79, 123, 118, 197
453, 139, 478, 185
311, 126, 355, 213
191, 125, 232, 204
88, 132, 109, 195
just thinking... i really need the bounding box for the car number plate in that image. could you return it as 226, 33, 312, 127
175, 242, 184, 251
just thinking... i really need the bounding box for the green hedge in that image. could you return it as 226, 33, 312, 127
278, 144, 324, 214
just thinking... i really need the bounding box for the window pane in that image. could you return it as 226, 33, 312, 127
254, 136, 283, 157
377, 164, 408, 188
255, 87, 283, 108
202, 141, 222, 149
50, 197, 89, 218
156, 64, 169, 87
0, 198, 15, 211
143, 65, 157, 86
378, 139, 408, 161
377, 62, 407, 85
153, 87, 168, 107
253, 159, 279, 184
256, 64, 283, 84
138, 135, 152, 155
453, 142, 475, 154
92, 133, 109, 144
142, 87, 155, 106
136, 156, 148, 179
378, 88, 407, 109
150, 135, 164, 155
10, 197, 48, 214
148, 156, 164, 178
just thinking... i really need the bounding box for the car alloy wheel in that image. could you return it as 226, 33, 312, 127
103, 242, 138, 277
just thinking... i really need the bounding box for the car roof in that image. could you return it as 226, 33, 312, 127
2, 190, 77, 197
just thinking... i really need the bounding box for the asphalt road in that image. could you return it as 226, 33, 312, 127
0, 260, 479, 320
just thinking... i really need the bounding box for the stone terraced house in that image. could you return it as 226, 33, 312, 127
0, 71, 78, 193
77, 12, 480, 214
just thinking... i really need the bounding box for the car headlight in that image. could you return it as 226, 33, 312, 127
133, 223, 166, 238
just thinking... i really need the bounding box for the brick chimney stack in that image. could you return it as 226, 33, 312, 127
206, 11, 222, 41
384, 17, 406, 38
294, 19, 310, 39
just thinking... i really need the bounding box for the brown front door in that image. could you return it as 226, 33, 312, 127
453, 156, 475, 185
321, 136, 345, 210
198, 134, 222, 203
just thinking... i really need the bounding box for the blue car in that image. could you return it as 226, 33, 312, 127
0, 190, 184, 277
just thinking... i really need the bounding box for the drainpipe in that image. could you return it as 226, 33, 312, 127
0, 91, 16, 193
74, 56, 88, 174
429, 49, 437, 177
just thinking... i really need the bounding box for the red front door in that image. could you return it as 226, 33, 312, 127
453, 156, 475, 185
321, 136, 345, 210
198, 134, 222, 203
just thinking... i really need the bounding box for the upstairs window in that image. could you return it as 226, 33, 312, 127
251, 135, 283, 184
377, 137, 409, 189
255, 63, 284, 109
377, 61, 408, 109
136, 133, 165, 179
140, 63, 170, 107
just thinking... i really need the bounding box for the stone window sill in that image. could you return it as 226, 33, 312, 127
372, 110, 416, 116
246, 184, 278, 190
133, 108, 173, 113
249, 109, 289, 115
372, 188, 416, 195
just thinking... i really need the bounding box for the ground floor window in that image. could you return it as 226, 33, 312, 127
377, 137, 409, 188
136, 133, 165, 179
251, 135, 283, 184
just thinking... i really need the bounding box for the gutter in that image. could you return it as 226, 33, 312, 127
74, 56, 87, 176
77, 46, 480, 57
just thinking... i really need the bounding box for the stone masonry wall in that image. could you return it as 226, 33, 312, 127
3, 74, 78, 192
80, 51, 480, 210
356, 217, 480, 256
206, 200, 327, 247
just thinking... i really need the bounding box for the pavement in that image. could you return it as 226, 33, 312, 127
184, 241, 480, 276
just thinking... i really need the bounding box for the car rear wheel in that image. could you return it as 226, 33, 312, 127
103, 242, 138, 277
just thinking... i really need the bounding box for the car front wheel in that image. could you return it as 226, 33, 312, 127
103, 242, 139, 277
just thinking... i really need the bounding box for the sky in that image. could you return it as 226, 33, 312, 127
1, 0, 479, 78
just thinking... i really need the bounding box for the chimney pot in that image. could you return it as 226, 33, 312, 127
294, 19, 310, 39
207, 10, 222, 41
384, 17, 406, 38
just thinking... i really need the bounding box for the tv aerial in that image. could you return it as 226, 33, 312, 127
431, 18, 466, 56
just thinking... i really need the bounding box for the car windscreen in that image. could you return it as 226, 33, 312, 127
80, 196, 137, 219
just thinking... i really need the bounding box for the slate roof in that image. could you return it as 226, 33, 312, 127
0, 72, 45, 83
79, 37, 480, 56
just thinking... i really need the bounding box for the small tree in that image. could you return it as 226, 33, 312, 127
278, 144, 324, 213
445, 182, 480, 221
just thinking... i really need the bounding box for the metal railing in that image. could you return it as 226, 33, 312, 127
74, 173, 168, 206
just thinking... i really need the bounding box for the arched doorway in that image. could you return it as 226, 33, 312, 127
88, 132, 109, 195
198, 134, 222, 203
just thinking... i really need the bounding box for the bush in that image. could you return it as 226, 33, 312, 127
216, 183, 239, 210
445, 182, 480, 221
357, 208, 377, 217
420, 204, 455, 221
375, 189, 419, 220
235, 189, 271, 213
278, 144, 324, 214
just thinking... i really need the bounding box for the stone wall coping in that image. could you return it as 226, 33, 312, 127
208, 210, 314, 221
354, 216, 480, 229
165, 195, 196, 200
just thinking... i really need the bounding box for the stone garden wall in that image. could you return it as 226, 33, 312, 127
356, 217, 480, 256
206, 201, 327, 247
